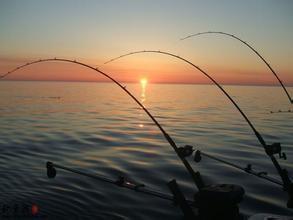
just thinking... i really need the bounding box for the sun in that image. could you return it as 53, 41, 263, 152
140, 78, 148, 87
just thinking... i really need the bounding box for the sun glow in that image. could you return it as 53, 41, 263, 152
140, 78, 148, 88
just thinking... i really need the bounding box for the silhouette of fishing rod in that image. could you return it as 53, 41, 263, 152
180, 31, 293, 104
193, 148, 283, 186
104, 50, 293, 195
0, 58, 204, 191
45, 162, 195, 205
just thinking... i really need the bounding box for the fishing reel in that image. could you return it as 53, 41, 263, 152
177, 145, 204, 163
265, 143, 287, 160
177, 145, 194, 158
177, 145, 202, 162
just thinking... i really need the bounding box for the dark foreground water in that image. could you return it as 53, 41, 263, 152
0, 81, 292, 219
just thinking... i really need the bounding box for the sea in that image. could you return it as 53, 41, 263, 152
0, 81, 292, 219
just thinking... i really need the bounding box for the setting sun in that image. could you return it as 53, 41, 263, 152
140, 78, 148, 87
0, 1, 292, 219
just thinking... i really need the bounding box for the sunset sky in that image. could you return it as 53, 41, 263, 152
0, 0, 292, 85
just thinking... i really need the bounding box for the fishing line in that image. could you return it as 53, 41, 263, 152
180, 31, 293, 104
0, 58, 204, 190
104, 50, 291, 191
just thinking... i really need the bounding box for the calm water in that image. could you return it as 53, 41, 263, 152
0, 81, 292, 219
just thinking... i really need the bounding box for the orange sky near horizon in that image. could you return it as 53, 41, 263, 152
1, 1, 292, 86
1, 55, 292, 86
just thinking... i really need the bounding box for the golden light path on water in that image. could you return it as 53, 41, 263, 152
139, 78, 148, 128
140, 78, 147, 99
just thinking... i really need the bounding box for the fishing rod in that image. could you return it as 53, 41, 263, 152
45, 161, 192, 204
0, 58, 204, 191
175, 144, 284, 186
180, 31, 293, 104
46, 161, 198, 219
104, 50, 293, 205
192, 148, 283, 186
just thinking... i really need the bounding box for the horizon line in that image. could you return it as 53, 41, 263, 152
1, 79, 292, 87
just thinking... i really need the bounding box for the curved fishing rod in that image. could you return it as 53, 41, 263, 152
180, 31, 293, 104
0, 58, 204, 190
104, 50, 292, 191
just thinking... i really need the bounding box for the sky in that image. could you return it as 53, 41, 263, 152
0, 0, 292, 85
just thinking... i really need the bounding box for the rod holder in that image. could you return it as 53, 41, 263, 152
167, 179, 196, 220
287, 183, 293, 208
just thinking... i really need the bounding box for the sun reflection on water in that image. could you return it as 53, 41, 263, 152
140, 78, 147, 100
138, 78, 148, 128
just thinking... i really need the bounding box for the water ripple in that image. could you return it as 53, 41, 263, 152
0, 82, 292, 219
